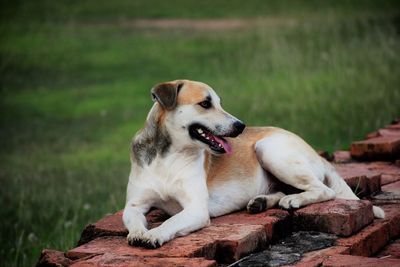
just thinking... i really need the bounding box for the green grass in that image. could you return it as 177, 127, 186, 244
1, 1, 400, 266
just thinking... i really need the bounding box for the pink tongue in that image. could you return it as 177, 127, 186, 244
213, 135, 233, 155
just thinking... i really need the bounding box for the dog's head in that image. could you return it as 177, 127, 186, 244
150, 80, 245, 155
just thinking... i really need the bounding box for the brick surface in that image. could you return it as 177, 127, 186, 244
337, 220, 390, 256
284, 246, 349, 267
335, 163, 381, 196
320, 254, 400, 267
350, 136, 400, 160
211, 208, 290, 241
386, 121, 400, 130
69, 253, 217, 267
367, 128, 400, 139
377, 239, 400, 259
36, 249, 72, 267
68, 224, 266, 264
336, 161, 400, 191
332, 151, 353, 163
293, 199, 374, 237
380, 204, 400, 238
372, 192, 400, 205
382, 181, 400, 193
78, 209, 169, 245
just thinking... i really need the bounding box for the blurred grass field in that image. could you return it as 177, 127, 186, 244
1, 1, 400, 266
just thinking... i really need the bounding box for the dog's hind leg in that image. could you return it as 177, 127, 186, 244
255, 134, 336, 209
247, 192, 286, 214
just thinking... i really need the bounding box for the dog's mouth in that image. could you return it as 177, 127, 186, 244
189, 123, 232, 155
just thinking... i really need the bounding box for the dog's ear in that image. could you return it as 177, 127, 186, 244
151, 81, 183, 110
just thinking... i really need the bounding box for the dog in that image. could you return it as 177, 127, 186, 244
122, 80, 384, 248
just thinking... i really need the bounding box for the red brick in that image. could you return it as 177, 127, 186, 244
78, 209, 169, 245
362, 162, 399, 184
336, 161, 400, 192
36, 249, 72, 267
293, 199, 374, 237
382, 181, 400, 194
68, 224, 266, 264
371, 192, 400, 205
320, 254, 400, 267
284, 246, 349, 267
386, 121, 400, 130
372, 182, 400, 205
67, 236, 213, 260
380, 204, 400, 238
337, 220, 390, 256
211, 208, 290, 241
335, 163, 381, 196
382, 174, 400, 186
70, 253, 217, 267
350, 136, 400, 160
377, 239, 400, 259
366, 129, 400, 139
332, 151, 353, 163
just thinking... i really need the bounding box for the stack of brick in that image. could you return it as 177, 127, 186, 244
37, 119, 400, 267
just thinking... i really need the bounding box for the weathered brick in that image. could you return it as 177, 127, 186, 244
68, 236, 215, 260
362, 162, 399, 185
396, 160, 400, 167
366, 129, 400, 139
211, 208, 290, 241
70, 253, 217, 267
68, 224, 266, 264
78, 209, 169, 245
337, 221, 390, 256
371, 192, 400, 205
386, 120, 400, 130
283, 246, 349, 267
377, 239, 400, 259
350, 136, 400, 160
320, 254, 400, 267
382, 181, 400, 194
380, 204, 400, 238
372, 182, 400, 205
335, 163, 381, 196
36, 249, 72, 267
332, 151, 353, 163
370, 162, 400, 185
336, 161, 400, 193
293, 199, 374, 237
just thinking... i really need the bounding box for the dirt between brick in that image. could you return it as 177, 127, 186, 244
230, 231, 337, 267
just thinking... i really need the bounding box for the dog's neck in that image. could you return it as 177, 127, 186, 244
131, 104, 172, 166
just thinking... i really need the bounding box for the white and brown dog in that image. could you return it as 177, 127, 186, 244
123, 80, 384, 248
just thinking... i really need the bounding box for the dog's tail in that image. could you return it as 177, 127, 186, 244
323, 160, 385, 219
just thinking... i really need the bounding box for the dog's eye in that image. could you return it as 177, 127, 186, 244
198, 100, 212, 109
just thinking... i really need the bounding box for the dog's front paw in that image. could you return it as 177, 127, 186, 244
127, 229, 149, 247
140, 228, 165, 249
127, 231, 145, 246
127, 229, 165, 249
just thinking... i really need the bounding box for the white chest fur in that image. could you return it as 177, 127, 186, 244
127, 149, 209, 215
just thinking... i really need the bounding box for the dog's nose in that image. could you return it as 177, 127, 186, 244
233, 121, 246, 135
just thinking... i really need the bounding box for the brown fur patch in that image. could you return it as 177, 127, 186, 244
177, 81, 208, 105
206, 127, 281, 188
